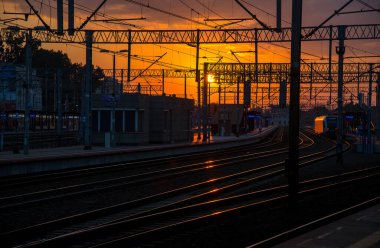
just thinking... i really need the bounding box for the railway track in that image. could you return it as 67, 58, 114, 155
0, 130, 287, 209
9, 163, 380, 248
0, 129, 346, 247
0, 127, 283, 190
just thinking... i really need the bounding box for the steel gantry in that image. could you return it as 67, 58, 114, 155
6, 24, 380, 43
100, 62, 379, 109
103, 63, 380, 83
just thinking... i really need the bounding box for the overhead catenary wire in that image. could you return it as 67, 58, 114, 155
304, 0, 355, 39
34, 0, 245, 65
5, 1, 380, 69
234, 0, 274, 31
20, 0, 359, 65
24, 0, 221, 66
356, 0, 380, 14
77, 0, 109, 30
23, 0, 53, 32
124, 0, 215, 29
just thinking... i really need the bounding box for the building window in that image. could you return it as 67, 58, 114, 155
115, 110, 122, 132
125, 110, 135, 132
164, 110, 168, 130
100, 110, 110, 132
137, 110, 144, 132
92, 110, 99, 132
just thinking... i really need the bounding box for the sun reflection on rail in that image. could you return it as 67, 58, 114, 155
209, 188, 219, 193
211, 211, 222, 216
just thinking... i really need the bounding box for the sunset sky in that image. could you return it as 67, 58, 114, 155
1, 0, 380, 99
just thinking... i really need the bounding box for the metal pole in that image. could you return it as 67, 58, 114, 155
287, 0, 302, 209
255, 29, 258, 107
111, 53, 116, 147
224, 85, 226, 105
218, 83, 221, 105
127, 30, 132, 85
120, 68, 124, 94
315, 87, 317, 108
277, 0, 282, 32
269, 63, 272, 105
56, 68, 62, 144
237, 75, 240, 105
196, 29, 201, 140
208, 76, 211, 110
203, 63, 208, 142
376, 72, 380, 141
84, 31, 93, 150
357, 63, 360, 100
184, 73, 187, 99
44, 65, 48, 112
367, 64, 373, 153
237, 75, 240, 137
57, 0, 63, 35
310, 63, 313, 100
68, 0, 74, 35
162, 69, 165, 95
23, 29, 32, 155
218, 81, 222, 136
336, 25, 346, 164
328, 25, 332, 107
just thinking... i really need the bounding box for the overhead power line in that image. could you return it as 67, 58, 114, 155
124, 0, 215, 28
234, 0, 274, 31
77, 0, 109, 30
23, 0, 53, 32
356, 0, 380, 14
304, 0, 354, 39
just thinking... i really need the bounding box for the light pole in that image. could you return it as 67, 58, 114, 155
100, 49, 128, 147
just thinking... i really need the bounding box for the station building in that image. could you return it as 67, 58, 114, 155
91, 93, 194, 145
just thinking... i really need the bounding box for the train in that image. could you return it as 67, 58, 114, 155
314, 115, 337, 137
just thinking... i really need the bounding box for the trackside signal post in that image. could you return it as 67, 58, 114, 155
287, 0, 302, 209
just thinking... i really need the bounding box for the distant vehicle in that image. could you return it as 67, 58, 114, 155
314, 115, 337, 138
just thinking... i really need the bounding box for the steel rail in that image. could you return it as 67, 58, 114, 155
0, 130, 288, 210
0, 131, 333, 246
18, 162, 379, 248
0, 127, 281, 188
